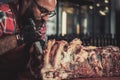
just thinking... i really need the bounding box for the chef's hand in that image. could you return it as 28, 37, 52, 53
16, 25, 41, 45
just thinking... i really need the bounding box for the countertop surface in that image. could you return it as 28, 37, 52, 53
18, 72, 120, 80
67, 77, 120, 80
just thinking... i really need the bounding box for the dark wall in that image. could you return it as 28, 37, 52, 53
115, 0, 120, 34
116, 11, 120, 34
115, 0, 120, 47
0, 0, 12, 3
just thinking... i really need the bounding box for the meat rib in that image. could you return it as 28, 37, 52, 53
39, 38, 120, 80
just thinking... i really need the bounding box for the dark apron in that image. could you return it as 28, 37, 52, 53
0, 44, 30, 80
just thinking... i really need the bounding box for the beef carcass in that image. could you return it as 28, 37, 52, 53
36, 38, 120, 80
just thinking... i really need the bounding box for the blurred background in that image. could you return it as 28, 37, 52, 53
0, 0, 120, 47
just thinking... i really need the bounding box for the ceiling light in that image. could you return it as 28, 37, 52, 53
96, 3, 100, 7
105, 6, 109, 10
89, 5, 93, 9
105, 0, 109, 3
99, 10, 106, 16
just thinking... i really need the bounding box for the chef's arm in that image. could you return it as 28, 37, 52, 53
0, 35, 18, 55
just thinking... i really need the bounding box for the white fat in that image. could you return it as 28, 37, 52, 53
59, 71, 68, 79
74, 50, 88, 63
62, 52, 71, 63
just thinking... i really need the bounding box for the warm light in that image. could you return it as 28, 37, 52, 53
99, 10, 106, 16
105, 6, 109, 10
89, 5, 93, 9
96, 3, 100, 7
105, 0, 109, 3
83, 19, 87, 34
62, 11, 67, 36
76, 24, 80, 34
